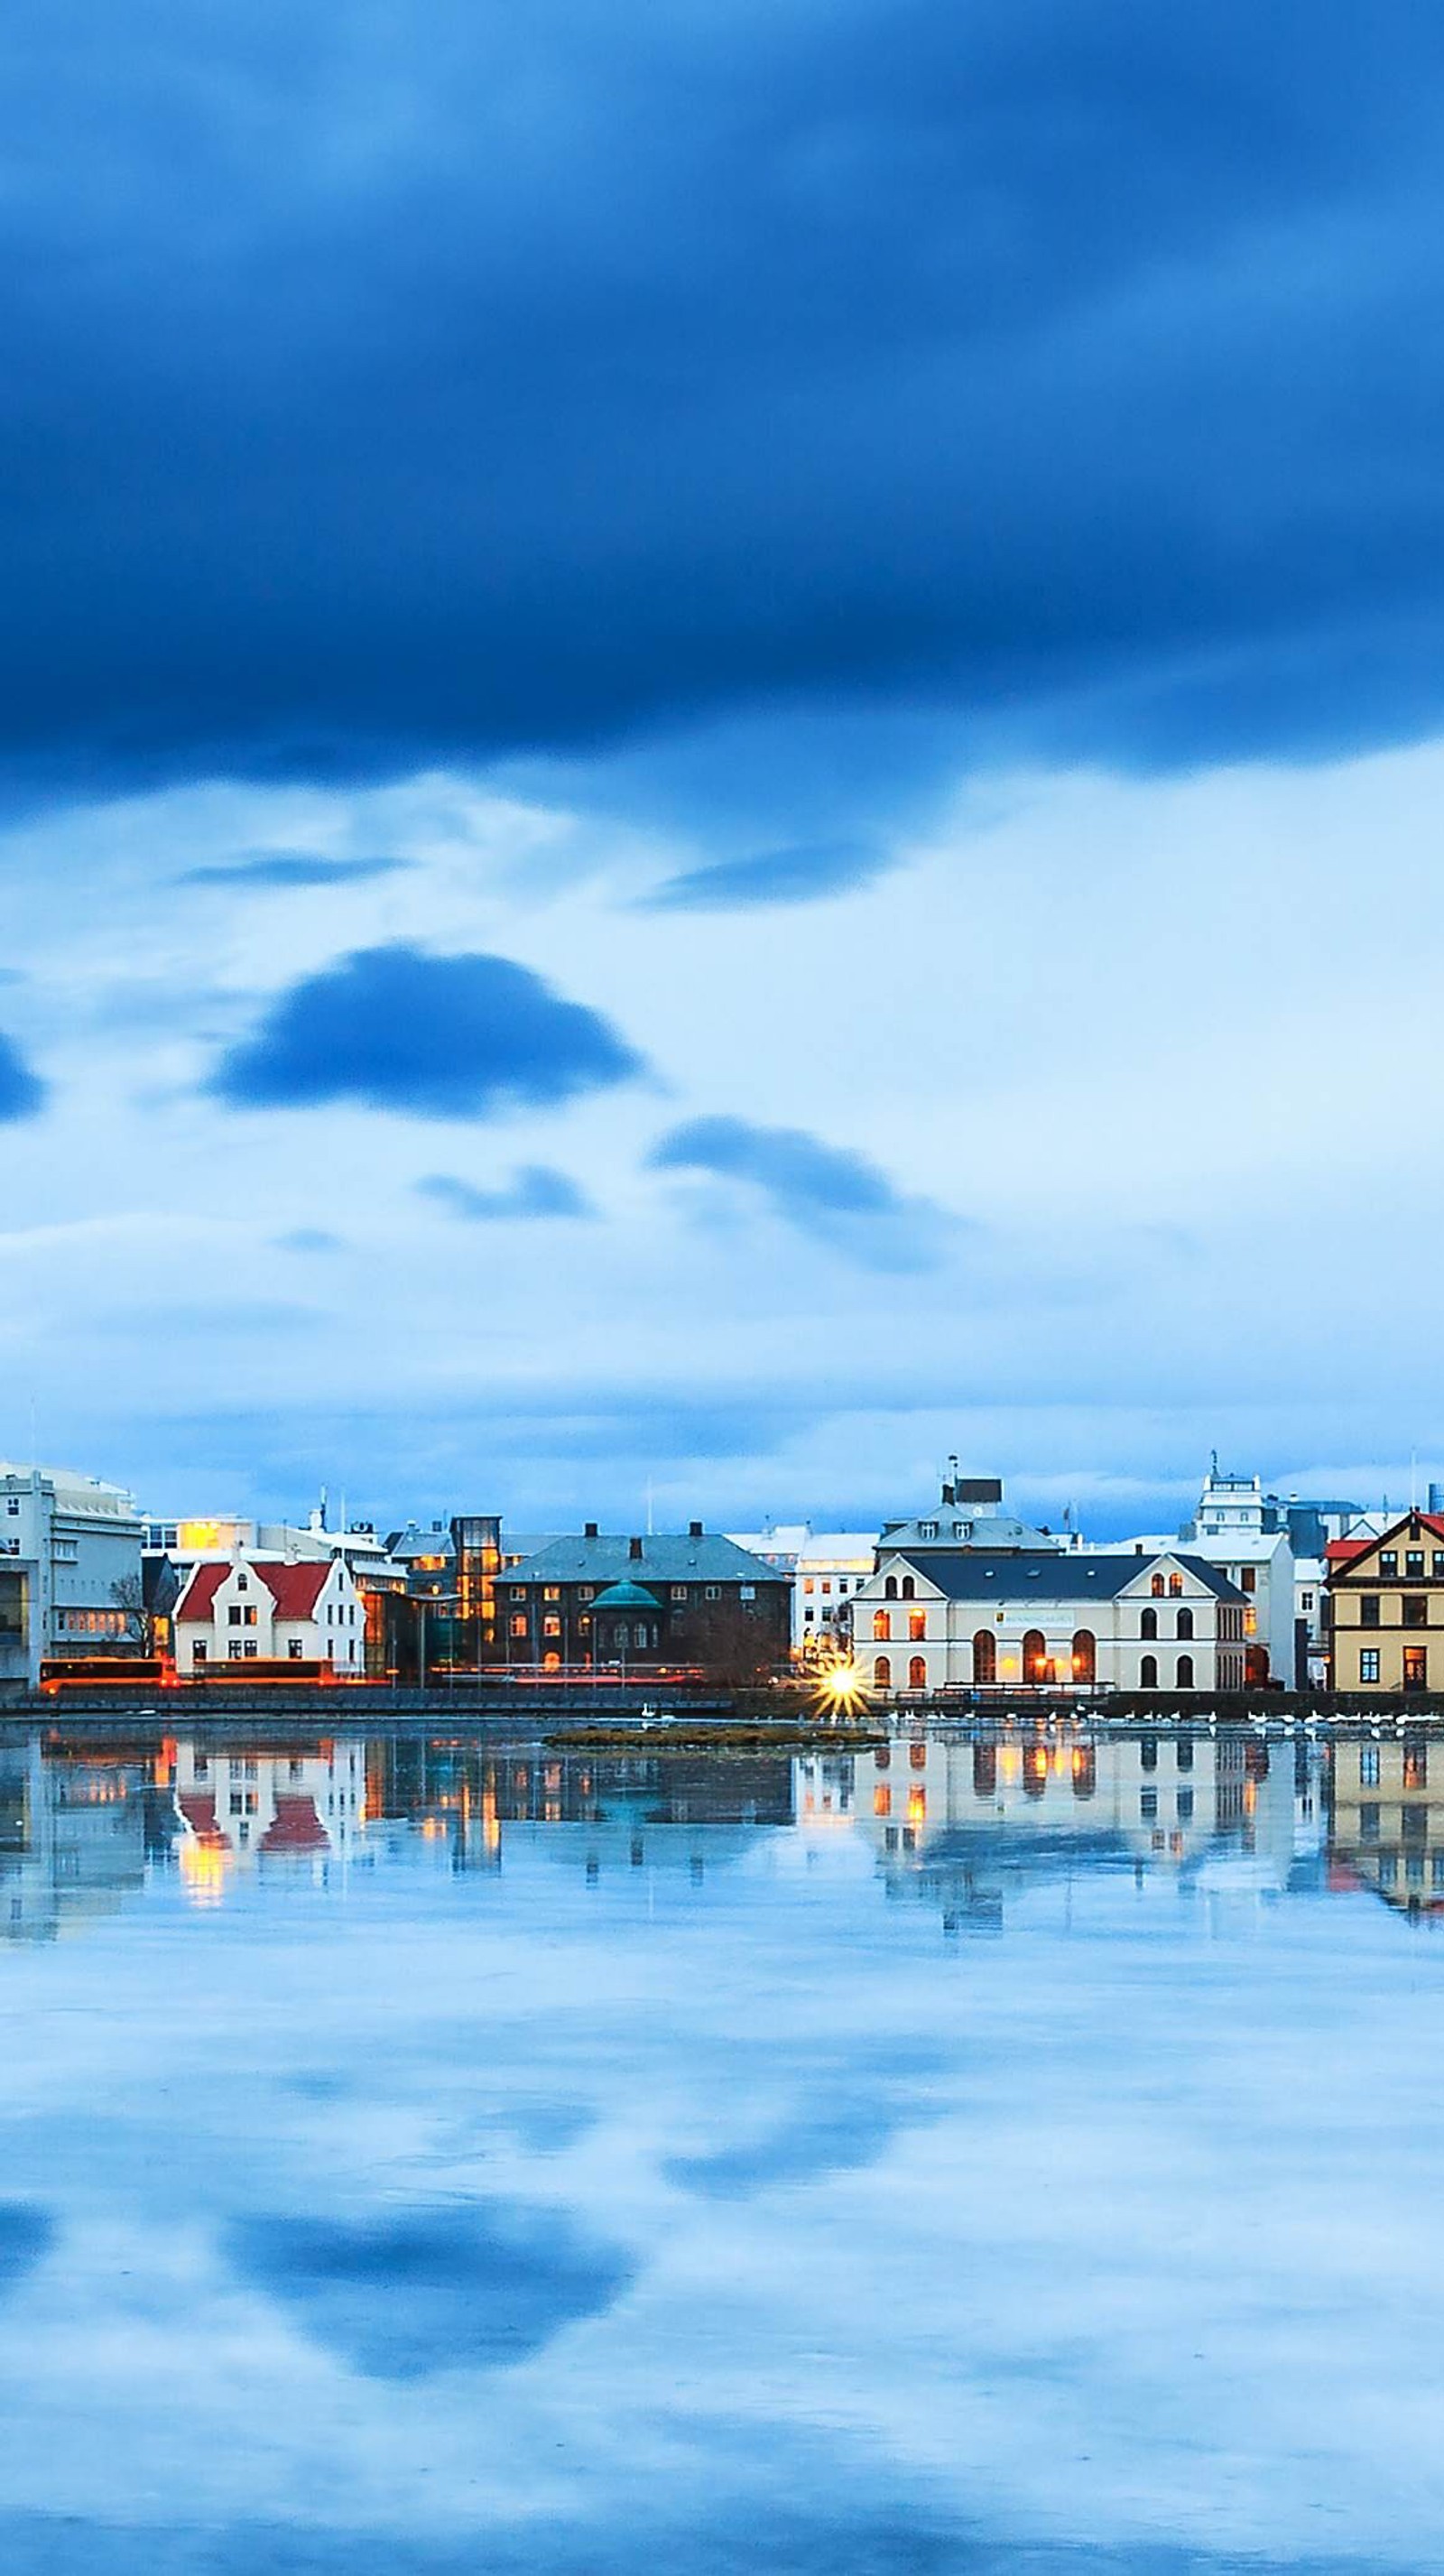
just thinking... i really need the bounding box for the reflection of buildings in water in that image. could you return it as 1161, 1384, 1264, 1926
172, 1740, 365, 1895
363, 1740, 795, 1877
795, 1728, 1302, 1923
1328, 1733, 1444, 1913
0, 1737, 152, 1941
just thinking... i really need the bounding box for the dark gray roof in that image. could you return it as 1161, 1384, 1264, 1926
507, 1531, 788, 1586
875, 1548, 1245, 1603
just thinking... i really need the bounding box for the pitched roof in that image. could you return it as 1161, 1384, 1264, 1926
174, 1557, 332, 1622
1326, 1513, 1444, 1571
873, 1548, 1245, 1603
259, 1796, 329, 1854
507, 1532, 786, 1585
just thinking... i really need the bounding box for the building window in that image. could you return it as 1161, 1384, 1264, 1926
1404, 1646, 1428, 1691
228, 1606, 242, 1626
900, 1576, 915, 1600
1434, 1554, 1444, 1580
884, 1575, 897, 1600
1022, 1627, 1048, 1683
1150, 1574, 1165, 1598
1168, 1573, 1183, 1598
704, 1585, 720, 1600
510, 1614, 527, 1639
1360, 1648, 1381, 1682
1176, 1607, 1194, 1639
1381, 1552, 1398, 1577
873, 1655, 892, 1689
919, 1523, 938, 1540
1140, 1654, 1159, 1688
579, 1586, 594, 1602
1071, 1629, 1096, 1685
1301, 1591, 1314, 1612
908, 1610, 926, 1642
1239, 1566, 1256, 1593
1177, 1654, 1194, 1688
193, 1640, 207, 1662
1404, 1597, 1429, 1628
873, 1610, 892, 1642
1407, 1552, 1425, 1579
543, 1585, 560, 1603
671, 1585, 687, 1601
511, 1585, 525, 1600
1404, 1742, 1429, 1790
874, 1785, 891, 1818
1361, 1595, 1381, 1626
1141, 1607, 1157, 1640
1360, 1746, 1381, 1786
973, 1628, 995, 1685
908, 1655, 927, 1690
228, 1640, 243, 1660
543, 1616, 561, 1639
288, 1637, 303, 1659
244, 1640, 257, 1658
803, 1578, 815, 1595
245, 1604, 257, 1626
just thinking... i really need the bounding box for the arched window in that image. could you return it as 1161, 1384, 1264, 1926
1023, 1627, 1048, 1684
884, 1575, 898, 1600
1140, 1653, 1159, 1688
873, 1654, 892, 1689
1150, 1573, 1166, 1598
1071, 1629, 1096, 1685
1168, 1572, 1183, 1597
973, 1628, 996, 1686
901, 1575, 915, 1599
1141, 1607, 1158, 1639
908, 1655, 927, 1691
1177, 1653, 1195, 1688
908, 1609, 926, 1642
1176, 1607, 1194, 1639
873, 1609, 892, 1642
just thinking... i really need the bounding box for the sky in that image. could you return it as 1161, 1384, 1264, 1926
2, 0, 1443, 1534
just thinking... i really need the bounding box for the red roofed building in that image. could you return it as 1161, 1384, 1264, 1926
1326, 1511, 1444, 1695
172, 1551, 365, 1676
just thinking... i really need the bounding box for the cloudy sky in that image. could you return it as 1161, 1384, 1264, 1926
1, 0, 1441, 1534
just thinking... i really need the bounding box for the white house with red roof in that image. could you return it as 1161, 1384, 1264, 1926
171, 1551, 365, 1675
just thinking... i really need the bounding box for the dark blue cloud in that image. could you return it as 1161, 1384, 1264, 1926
419, 1167, 594, 1221
209, 946, 643, 1118
651, 1117, 951, 1271
180, 853, 405, 888
0, 1033, 44, 1122
2, 4, 1444, 795
644, 842, 886, 910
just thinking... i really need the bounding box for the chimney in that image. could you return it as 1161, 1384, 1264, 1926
584, 1520, 598, 1540
629, 1535, 643, 1561
689, 1520, 703, 1540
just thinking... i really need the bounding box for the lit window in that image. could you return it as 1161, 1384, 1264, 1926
543, 1616, 561, 1639
874, 1785, 891, 1818
803, 1579, 814, 1595
873, 1610, 891, 1642
908, 1610, 926, 1641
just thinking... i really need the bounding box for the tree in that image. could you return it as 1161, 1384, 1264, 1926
110, 1574, 153, 1654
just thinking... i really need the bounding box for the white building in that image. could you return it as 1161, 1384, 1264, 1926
172, 1737, 366, 1884
1104, 1469, 1296, 1686
849, 1545, 1247, 1695
0, 1463, 144, 1690
171, 1552, 366, 1675
876, 1469, 1078, 1556
726, 1522, 877, 1659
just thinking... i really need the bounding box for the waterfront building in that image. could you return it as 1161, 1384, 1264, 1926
0, 1462, 144, 1690
1105, 1467, 1297, 1685
171, 1551, 366, 1676
147, 1509, 406, 1673
848, 1546, 1247, 1695
725, 1522, 878, 1661
503, 1524, 791, 1680
1325, 1510, 1444, 1695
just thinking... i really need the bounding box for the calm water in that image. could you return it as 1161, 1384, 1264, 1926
0, 1720, 1439, 2575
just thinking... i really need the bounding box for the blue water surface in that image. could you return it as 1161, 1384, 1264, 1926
0, 1721, 1436, 2576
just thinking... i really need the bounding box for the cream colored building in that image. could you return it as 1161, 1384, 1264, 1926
1326, 1510, 1444, 1696
848, 1547, 1247, 1696
1328, 1730, 1444, 1906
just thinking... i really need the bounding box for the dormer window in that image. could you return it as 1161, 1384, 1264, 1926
919, 1522, 939, 1540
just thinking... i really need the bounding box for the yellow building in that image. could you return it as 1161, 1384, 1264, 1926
1326, 1511, 1444, 1695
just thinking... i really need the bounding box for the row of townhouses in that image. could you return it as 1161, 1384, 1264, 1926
2, 1450, 1442, 1699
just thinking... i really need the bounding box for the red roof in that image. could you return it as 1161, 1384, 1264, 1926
1326, 1514, 1444, 1570
175, 1558, 332, 1624
259, 1796, 330, 1854
176, 1791, 227, 1846
1325, 1539, 1370, 1564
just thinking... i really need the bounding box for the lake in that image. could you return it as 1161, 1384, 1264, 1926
0, 1719, 1437, 2575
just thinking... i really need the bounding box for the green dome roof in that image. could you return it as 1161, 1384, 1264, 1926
590, 1578, 662, 1611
